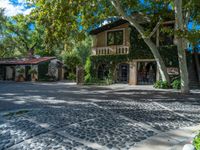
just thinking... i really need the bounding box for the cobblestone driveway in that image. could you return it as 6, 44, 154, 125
0, 82, 200, 150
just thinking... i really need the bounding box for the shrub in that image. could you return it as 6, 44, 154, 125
28, 68, 38, 75
84, 77, 113, 85
193, 132, 200, 150
154, 80, 170, 89
171, 79, 181, 89
16, 67, 25, 75
68, 73, 76, 81
63, 52, 82, 71
84, 57, 92, 83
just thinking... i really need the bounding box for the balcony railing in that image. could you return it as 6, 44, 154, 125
92, 45, 130, 55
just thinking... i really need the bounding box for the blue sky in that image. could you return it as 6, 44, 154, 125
0, 0, 199, 31
0, 0, 33, 16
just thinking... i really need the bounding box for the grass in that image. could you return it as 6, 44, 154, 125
193, 132, 200, 150
3, 110, 29, 117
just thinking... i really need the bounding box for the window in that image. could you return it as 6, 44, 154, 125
107, 30, 123, 46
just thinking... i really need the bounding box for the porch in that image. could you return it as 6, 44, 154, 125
92, 45, 130, 55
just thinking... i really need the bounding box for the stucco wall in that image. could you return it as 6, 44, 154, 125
6, 66, 14, 80
94, 23, 130, 47
49, 59, 59, 80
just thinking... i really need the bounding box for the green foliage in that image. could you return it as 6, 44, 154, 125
84, 77, 113, 85
28, 68, 38, 75
171, 79, 181, 89
154, 80, 170, 89
84, 57, 92, 83
75, 36, 92, 65
63, 51, 81, 79
16, 67, 25, 75
193, 132, 200, 150
68, 73, 76, 81
4, 110, 29, 118
63, 52, 82, 70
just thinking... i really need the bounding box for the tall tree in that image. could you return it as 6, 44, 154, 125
5, 14, 45, 56
30, 0, 171, 83
174, 0, 189, 93
30, 0, 200, 92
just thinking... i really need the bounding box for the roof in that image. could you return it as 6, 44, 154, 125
89, 19, 128, 35
0, 57, 56, 65
89, 13, 150, 35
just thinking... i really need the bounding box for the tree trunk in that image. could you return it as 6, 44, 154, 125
144, 38, 170, 82
110, 0, 170, 83
194, 49, 200, 82
174, 0, 190, 93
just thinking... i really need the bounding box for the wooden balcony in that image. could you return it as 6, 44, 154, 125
92, 45, 130, 56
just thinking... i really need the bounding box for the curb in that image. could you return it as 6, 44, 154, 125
130, 124, 200, 150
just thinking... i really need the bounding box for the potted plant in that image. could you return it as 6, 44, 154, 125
28, 68, 38, 82
16, 67, 25, 82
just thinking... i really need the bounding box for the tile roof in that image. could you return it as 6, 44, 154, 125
0, 57, 56, 65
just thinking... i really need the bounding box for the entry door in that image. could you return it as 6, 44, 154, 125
25, 66, 31, 81
137, 62, 156, 85
119, 64, 129, 83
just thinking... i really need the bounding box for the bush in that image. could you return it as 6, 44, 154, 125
193, 132, 200, 150
68, 73, 76, 81
63, 52, 82, 70
84, 57, 92, 83
28, 68, 38, 75
171, 79, 181, 89
16, 67, 25, 75
154, 80, 170, 89
84, 77, 113, 85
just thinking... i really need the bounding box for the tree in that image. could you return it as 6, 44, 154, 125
30, 0, 171, 83
30, 0, 200, 92
73, 36, 92, 65
63, 51, 82, 78
174, 0, 189, 93
5, 14, 45, 56
172, 0, 200, 93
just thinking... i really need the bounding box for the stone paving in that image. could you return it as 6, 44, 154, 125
0, 82, 200, 150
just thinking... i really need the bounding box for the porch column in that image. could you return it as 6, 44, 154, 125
129, 61, 137, 85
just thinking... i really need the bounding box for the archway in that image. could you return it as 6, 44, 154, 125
137, 62, 156, 85
97, 64, 109, 80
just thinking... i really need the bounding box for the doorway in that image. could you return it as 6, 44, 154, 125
117, 63, 129, 83
25, 66, 31, 81
137, 62, 156, 85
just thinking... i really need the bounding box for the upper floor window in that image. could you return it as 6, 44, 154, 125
107, 30, 123, 46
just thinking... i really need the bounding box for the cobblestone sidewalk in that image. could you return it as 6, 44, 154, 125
0, 82, 200, 150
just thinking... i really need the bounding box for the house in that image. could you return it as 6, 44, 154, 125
0, 57, 64, 81
89, 18, 200, 86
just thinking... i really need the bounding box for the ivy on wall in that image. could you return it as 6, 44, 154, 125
89, 27, 179, 79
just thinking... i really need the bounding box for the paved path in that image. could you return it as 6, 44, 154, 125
0, 82, 200, 150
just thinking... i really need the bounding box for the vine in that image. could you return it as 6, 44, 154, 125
89, 27, 179, 80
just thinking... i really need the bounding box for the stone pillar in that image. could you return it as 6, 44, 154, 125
129, 61, 137, 85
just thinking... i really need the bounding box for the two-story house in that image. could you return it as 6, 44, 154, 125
89, 18, 179, 85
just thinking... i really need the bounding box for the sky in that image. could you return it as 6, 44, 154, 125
0, 0, 33, 16
0, 0, 199, 31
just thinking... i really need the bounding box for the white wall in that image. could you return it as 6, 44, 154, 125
49, 59, 59, 80
6, 66, 14, 80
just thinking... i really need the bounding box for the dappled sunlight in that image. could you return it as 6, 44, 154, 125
0, 82, 200, 149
